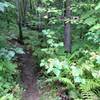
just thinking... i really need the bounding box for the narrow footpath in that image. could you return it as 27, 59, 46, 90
17, 49, 40, 100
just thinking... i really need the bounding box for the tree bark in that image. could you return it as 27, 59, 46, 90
29, 0, 32, 12
64, 0, 72, 53
15, 0, 24, 43
22, 0, 28, 26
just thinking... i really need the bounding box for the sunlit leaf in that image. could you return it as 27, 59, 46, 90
53, 68, 60, 77
95, 2, 100, 10
96, 56, 100, 64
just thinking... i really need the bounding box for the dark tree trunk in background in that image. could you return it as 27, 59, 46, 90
15, 0, 29, 43
15, 0, 24, 44
22, 0, 28, 26
29, 0, 32, 12
18, 21, 23, 41
64, 0, 72, 53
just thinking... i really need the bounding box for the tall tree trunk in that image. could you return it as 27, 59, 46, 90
15, 0, 23, 43
18, 21, 23, 41
22, 0, 28, 26
64, 0, 72, 53
29, 0, 32, 12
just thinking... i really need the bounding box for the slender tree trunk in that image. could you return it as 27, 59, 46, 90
22, 0, 28, 26
64, 0, 72, 53
29, 0, 32, 12
38, 1, 43, 32
15, 0, 24, 43
18, 21, 23, 41
5, 9, 10, 31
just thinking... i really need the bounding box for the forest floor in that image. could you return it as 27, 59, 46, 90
10, 39, 40, 100
17, 47, 71, 100
10, 39, 60, 100
5, 25, 73, 99
17, 49, 40, 100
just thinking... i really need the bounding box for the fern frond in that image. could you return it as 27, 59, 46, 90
80, 79, 100, 92
81, 91, 98, 100
92, 87, 100, 97
45, 77, 75, 88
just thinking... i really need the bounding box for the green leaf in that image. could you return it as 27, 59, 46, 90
0, 94, 14, 100
53, 68, 60, 77
0, 6, 4, 12
84, 17, 97, 26
92, 70, 100, 78
4, 2, 15, 8
96, 56, 100, 64
81, 11, 94, 19
0, 3, 5, 12
59, 77, 75, 88
0, 64, 3, 71
74, 77, 85, 83
74, 76, 82, 83
47, 67, 53, 73
5, 61, 16, 72
89, 24, 100, 32
15, 48, 24, 54
71, 66, 80, 77
6, 51, 15, 60
0, 2, 15, 12
95, 2, 100, 10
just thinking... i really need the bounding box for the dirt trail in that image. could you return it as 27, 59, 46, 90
10, 39, 71, 100
17, 50, 40, 100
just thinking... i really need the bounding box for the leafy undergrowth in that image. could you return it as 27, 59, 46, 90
40, 88, 60, 100
23, 29, 100, 99
0, 34, 24, 100
0, 1, 100, 100
0, 57, 23, 100
0, 26, 100, 99
37, 79, 60, 100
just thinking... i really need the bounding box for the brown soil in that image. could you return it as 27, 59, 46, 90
17, 50, 40, 100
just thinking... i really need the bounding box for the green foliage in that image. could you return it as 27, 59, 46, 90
0, 60, 17, 96
80, 80, 100, 92
0, 47, 24, 60
0, 1, 15, 12
74, 1, 100, 44
0, 35, 7, 47
95, 2, 100, 10
0, 35, 22, 99
21, 0, 100, 99
0, 0, 100, 99
0, 21, 22, 100
0, 47, 22, 99
0, 48, 15, 60
81, 91, 98, 100
40, 58, 68, 77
